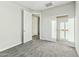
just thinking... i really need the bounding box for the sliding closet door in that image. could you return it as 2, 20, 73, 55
23, 10, 32, 43
56, 16, 68, 41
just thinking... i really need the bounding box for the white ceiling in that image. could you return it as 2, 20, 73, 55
16, 1, 72, 11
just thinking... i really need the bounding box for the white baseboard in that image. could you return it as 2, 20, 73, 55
57, 39, 75, 47
40, 37, 75, 47
0, 42, 21, 52
40, 37, 56, 42
75, 45, 79, 56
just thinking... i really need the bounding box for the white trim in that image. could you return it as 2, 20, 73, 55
0, 42, 21, 52
32, 12, 41, 39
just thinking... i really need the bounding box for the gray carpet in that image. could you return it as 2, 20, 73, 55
0, 37, 78, 57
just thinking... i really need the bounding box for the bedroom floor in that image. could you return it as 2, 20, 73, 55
0, 37, 78, 57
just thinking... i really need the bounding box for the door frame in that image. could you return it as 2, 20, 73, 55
38, 16, 40, 39
21, 9, 24, 44
32, 13, 41, 39
21, 10, 41, 44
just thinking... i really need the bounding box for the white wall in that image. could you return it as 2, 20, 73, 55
0, 2, 32, 51
40, 2, 75, 42
32, 15, 38, 36
75, 1, 79, 56
0, 2, 22, 51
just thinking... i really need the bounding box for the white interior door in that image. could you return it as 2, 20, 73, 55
23, 10, 32, 43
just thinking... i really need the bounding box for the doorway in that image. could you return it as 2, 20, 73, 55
32, 14, 40, 40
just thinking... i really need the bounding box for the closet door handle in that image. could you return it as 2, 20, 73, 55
60, 29, 68, 31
